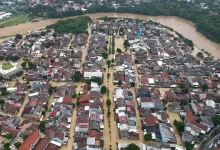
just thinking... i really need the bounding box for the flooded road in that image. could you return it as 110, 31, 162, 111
0, 13, 220, 58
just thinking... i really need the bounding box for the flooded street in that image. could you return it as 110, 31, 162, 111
0, 13, 220, 58
166, 102, 183, 146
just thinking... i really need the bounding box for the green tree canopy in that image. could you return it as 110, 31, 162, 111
121, 143, 140, 150
144, 133, 152, 141
174, 120, 185, 133
72, 71, 82, 82
101, 86, 107, 94
212, 115, 220, 125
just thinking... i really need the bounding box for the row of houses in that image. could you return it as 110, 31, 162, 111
113, 87, 139, 139
72, 31, 105, 149
22, 81, 50, 121
43, 83, 76, 147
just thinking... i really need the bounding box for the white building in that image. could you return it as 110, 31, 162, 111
0, 62, 23, 79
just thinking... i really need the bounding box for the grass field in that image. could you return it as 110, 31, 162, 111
0, 15, 30, 27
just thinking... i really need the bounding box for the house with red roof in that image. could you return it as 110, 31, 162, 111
18, 132, 41, 150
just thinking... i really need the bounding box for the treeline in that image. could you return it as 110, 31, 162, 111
47, 16, 91, 34
26, 5, 84, 18
26, 1, 220, 43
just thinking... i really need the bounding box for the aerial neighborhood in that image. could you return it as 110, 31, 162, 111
0, 14, 220, 150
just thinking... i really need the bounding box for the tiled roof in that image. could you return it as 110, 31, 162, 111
18, 132, 41, 150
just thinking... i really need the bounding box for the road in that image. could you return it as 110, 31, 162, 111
199, 126, 220, 150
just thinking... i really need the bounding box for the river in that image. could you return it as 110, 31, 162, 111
0, 13, 220, 59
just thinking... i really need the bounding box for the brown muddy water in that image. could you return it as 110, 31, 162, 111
0, 13, 220, 58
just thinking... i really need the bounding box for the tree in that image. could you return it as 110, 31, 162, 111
212, 115, 220, 125
118, 80, 122, 85
16, 71, 23, 77
174, 120, 185, 133
28, 61, 37, 69
107, 73, 110, 79
178, 83, 186, 90
106, 99, 111, 106
72, 92, 77, 98
196, 52, 204, 58
184, 142, 194, 150
196, 118, 201, 123
144, 133, 152, 141
121, 143, 140, 150
3, 142, 10, 150
102, 52, 108, 59
117, 48, 122, 53
72, 71, 82, 82
123, 40, 130, 48
39, 121, 45, 132
106, 60, 111, 66
180, 100, 188, 105
14, 142, 21, 148
130, 82, 135, 87
15, 34, 22, 39
23, 135, 28, 140
101, 86, 107, 94
90, 77, 103, 85
0, 99, 5, 105
48, 86, 54, 95
201, 84, 208, 92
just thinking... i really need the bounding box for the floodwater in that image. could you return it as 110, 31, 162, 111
0, 13, 220, 58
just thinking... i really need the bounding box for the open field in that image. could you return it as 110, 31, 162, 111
0, 15, 30, 27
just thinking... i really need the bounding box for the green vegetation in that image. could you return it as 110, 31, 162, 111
16, 71, 23, 77
212, 115, 220, 125
14, 142, 21, 148
102, 52, 108, 59
201, 84, 208, 92
90, 77, 103, 85
130, 82, 135, 87
25, 1, 220, 43
2, 142, 10, 150
120, 143, 140, 150
5, 55, 20, 62
174, 120, 185, 133
196, 52, 204, 58
0, 15, 30, 27
72, 92, 77, 98
15, 34, 22, 39
144, 133, 152, 141
39, 121, 46, 132
72, 71, 82, 82
184, 142, 194, 150
47, 16, 91, 34
2, 133, 13, 139
2, 62, 13, 70
196, 118, 201, 123
101, 86, 107, 94
106, 99, 111, 106
26, 5, 83, 18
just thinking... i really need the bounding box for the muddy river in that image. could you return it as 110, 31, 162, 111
0, 13, 220, 58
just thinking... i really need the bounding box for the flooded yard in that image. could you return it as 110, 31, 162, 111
166, 102, 183, 146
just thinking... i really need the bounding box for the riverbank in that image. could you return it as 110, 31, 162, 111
0, 13, 220, 58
